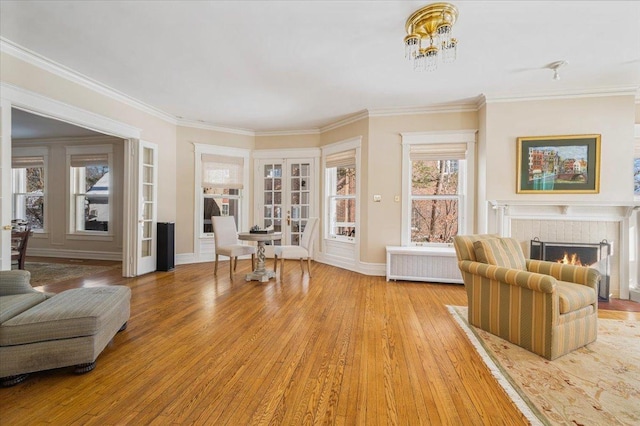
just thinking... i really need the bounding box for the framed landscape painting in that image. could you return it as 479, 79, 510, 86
516, 134, 601, 194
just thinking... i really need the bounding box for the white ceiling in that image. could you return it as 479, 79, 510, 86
1, 1, 639, 133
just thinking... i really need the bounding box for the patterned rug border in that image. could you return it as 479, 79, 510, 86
447, 305, 545, 425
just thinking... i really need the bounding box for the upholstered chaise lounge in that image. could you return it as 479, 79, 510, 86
0, 270, 131, 386
453, 234, 599, 360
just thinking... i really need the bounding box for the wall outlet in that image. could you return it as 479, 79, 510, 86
373, 194, 382, 202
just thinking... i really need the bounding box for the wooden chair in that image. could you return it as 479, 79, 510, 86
212, 216, 256, 281
11, 228, 31, 270
274, 217, 318, 278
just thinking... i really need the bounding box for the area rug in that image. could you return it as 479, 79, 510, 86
448, 305, 640, 426
14, 262, 121, 287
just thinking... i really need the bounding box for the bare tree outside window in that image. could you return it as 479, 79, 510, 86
329, 165, 356, 238
411, 160, 459, 243
13, 167, 45, 230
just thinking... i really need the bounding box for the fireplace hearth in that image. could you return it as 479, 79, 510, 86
530, 238, 612, 301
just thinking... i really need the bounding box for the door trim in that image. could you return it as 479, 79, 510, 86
0, 84, 142, 274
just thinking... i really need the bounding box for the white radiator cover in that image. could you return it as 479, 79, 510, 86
386, 246, 463, 284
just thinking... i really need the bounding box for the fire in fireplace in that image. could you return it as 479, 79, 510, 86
530, 238, 612, 301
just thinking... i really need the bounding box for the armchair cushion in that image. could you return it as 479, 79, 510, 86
556, 281, 597, 314
473, 237, 527, 270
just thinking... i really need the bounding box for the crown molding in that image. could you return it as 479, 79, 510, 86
319, 110, 369, 133
1, 38, 178, 125
255, 128, 320, 137
3, 38, 638, 138
368, 102, 478, 117
176, 118, 255, 136
483, 86, 639, 104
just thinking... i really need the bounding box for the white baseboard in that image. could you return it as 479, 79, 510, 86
27, 248, 122, 261
314, 253, 385, 276
630, 288, 640, 303
176, 253, 198, 265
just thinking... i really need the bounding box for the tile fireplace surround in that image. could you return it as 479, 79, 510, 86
489, 201, 638, 299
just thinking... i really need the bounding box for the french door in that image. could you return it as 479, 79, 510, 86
256, 157, 315, 255
136, 141, 158, 275
0, 102, 11, 270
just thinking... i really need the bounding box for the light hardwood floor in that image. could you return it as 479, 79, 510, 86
1, 260, 635, 425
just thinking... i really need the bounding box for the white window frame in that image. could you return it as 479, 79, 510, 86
11, 147, 48, 233
322, 137, 361, 244
66, 144, 114, 239
193, 143, 250, 241
634, 127, 640, 201
326, 165, 356, 242
401, 130, 476, 247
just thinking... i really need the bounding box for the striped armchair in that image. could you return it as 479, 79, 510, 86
453, 234, 599, 360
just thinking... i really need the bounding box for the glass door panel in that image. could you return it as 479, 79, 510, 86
262, 162, 283, 243
258, 158, 313, 249
289, 161, 311, 246
137, 142, 157, 275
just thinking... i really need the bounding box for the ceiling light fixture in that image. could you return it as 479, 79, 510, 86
404, 2, 459, 72
548, 60, 568, 81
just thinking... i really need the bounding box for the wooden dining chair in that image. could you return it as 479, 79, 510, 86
11, 228, 31, 270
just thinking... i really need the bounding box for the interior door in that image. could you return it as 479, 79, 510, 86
257, 158, 314, 253
0, 102, 11, 270
136, 140, 158, 275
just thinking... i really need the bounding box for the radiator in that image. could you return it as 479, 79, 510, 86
386, 246, 463, 284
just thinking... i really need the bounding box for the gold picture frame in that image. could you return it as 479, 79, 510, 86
516, 134, 601, 194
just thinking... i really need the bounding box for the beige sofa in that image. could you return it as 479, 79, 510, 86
0, 270, 131, 386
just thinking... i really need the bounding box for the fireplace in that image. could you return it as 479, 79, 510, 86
530, 238, 612, 301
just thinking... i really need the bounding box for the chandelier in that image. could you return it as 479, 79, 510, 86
404, 2, 459, 71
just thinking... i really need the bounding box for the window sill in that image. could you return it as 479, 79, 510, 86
66, 233, 114, 242
412, 242, 454, 249
386, 245, 456, 256
326, 236, 355, 244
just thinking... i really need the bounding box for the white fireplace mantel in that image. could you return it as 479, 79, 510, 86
487, 200, 639, 299
489, 200, 637, 222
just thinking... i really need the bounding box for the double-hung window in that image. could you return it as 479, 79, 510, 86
402, 131, 475, 246
326, 149, 357, 241
67, 145, 113, 234
12, 150, 47, 231
201, 153, 245, 234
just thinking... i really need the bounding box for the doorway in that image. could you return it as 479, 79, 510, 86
1, 87, 146, 276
